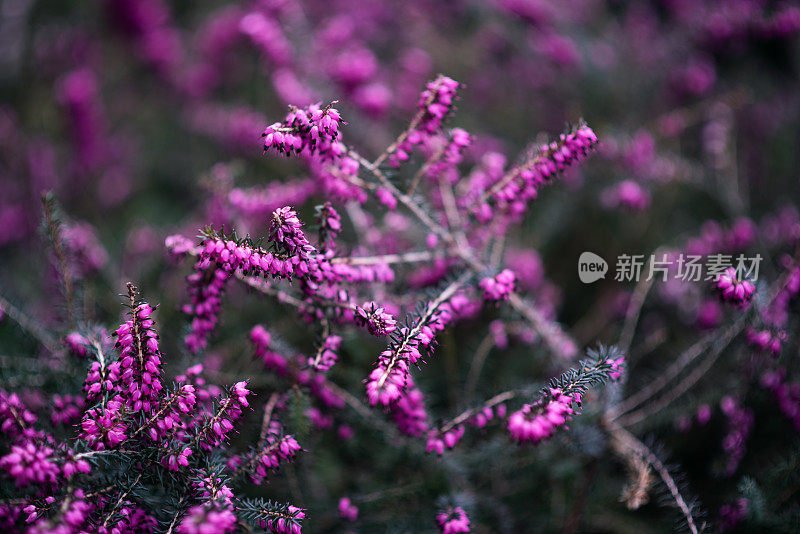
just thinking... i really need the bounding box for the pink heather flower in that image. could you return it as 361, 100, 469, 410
195, 476, 235, 506
84, 360, 121, 400
165, 234, 197, 258
316, 201, 342, 251
0, 442, 60, 487
486, 122, 599, 216
507, 389, 578, 444
716, 267, 755, 305
51, 394, 84, 426
196, 382, 250, 449
251, 325, 289, 375
388, 75, 460, 166
366, 360, 407, 406
309, 335, 342, 372
262, 102, 345, 161
250, 421, 301, 485
114, 301, 164, 413
696, 404, 712, 426
366, 300, 459, 405
163, 447, 193, 471
720, 396, 753, 476
426, 128, 472, 183
177, 504, 237, 534
607, 356, 625, 380
479, 269, 516, 301
418, 76, 459, 134
0, 391, 37, 438
745, 327, 786, 355
390, 383, 429, 437
338, 497, 358, 521
436, 506, 470, 534
259, 505, 305, 533
469, 406, 497, 428
61, 454, 91, 479
355, 302, 397, 336
426, 426, 465, 455
65, 332, 90, 357
81, 397, 128, 450
375, 187, 397, 210
269, 207, 320, 271
601, 180, 651, 211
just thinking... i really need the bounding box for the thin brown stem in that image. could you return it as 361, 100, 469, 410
407, 143, 447, 197
607, 421, 700, 534
100, 473, 143, 528
42, 194, 74, 326
376, 274, 468, 389
618, 276, 654, 355
440, 389, 520, 433
463, 333, 494, 402
258, 393, 281, 449
372, 77, 443, 168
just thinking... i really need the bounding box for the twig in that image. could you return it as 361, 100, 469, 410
258, 393, 281, 449
376, 274, 469, 389
100, 473, 143, 527
463, 333, 495, 402
618, 277, 654, 355
372, 77, 444, 168
440, 389, 521, 433
42, 193, 75, 326
615, 315, 745, 427
606, 420, 700, 534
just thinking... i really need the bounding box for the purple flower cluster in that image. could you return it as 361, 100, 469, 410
81, 396, 127, 450
195, 381, 251, 450
114, 302, 164, 413
177, 503, 237, 534
338, 497, 358, 521
436, 506, 471, 534
476, 122, 599, 220
309, 335, 342, 372
366, 299, 458, 407
0, 441, 61, 488
250, 421, 301, 485
258, 505, 306, 534
0, 391, 37, 439
719, 396, 753, 476
390, 75, 460, 165
51, 395, 85, 426
745, 327, 786, 355
426, 426, 465, 455
390, 382, 429, 437
263, 103, 344, 161
507, 389, 579, 444
715, 267, 755, 306
183, 208, 327, 352
479, 269, 516, 301
355, 301, 398, 336
425, 128, 472, 184
250, 325, 288, 375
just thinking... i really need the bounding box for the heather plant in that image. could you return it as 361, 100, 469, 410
2, 1, 800, 533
